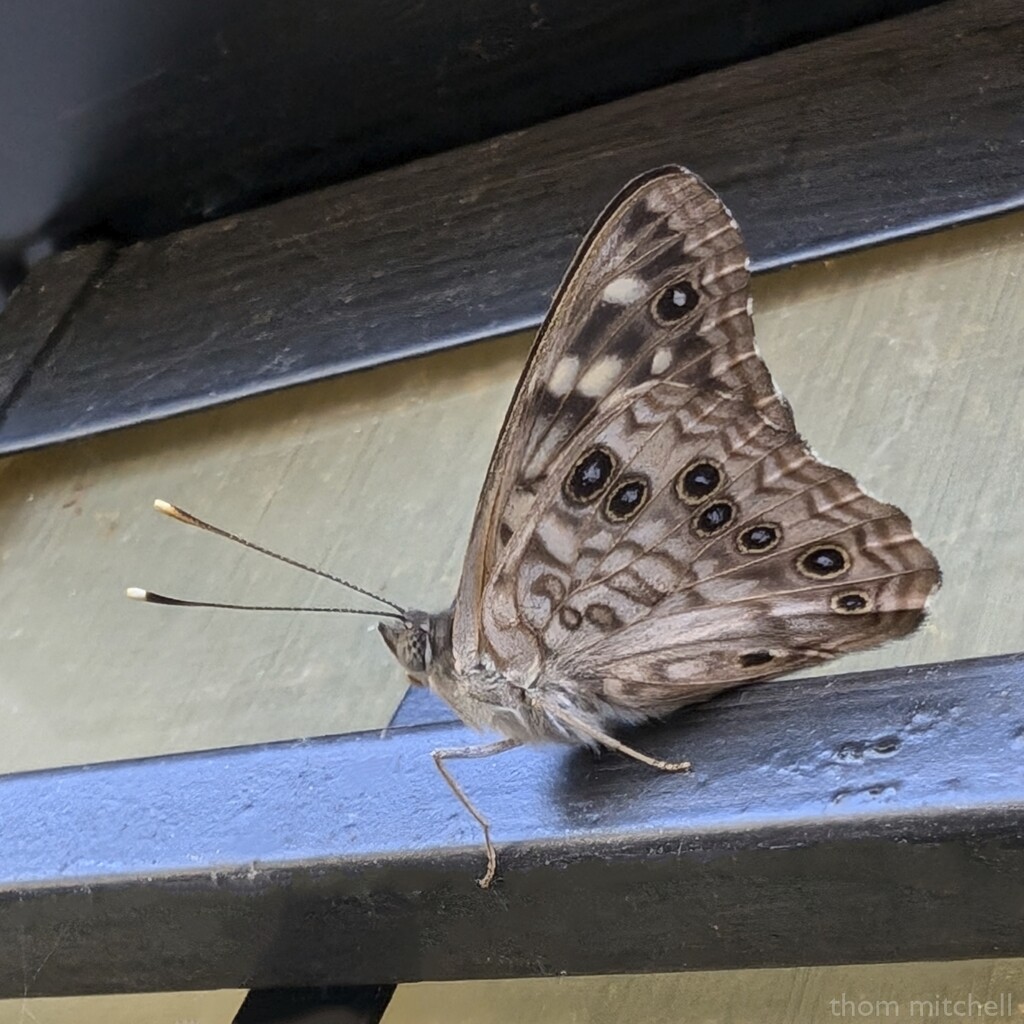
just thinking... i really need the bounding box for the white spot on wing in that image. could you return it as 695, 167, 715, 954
577, 355, 623, 397
650, 347, 672, 375
548, 355, 580, 397
536, 515, 577, 565
601, 276, 646, 305
746, 297, 754, 316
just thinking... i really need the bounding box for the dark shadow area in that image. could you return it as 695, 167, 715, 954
233, 985, 395, 1023
0, 0, 944, 279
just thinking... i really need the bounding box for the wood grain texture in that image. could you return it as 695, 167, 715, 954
0, 242, 112, 405
0, 0, 1020, 454
0, 0, 942, 254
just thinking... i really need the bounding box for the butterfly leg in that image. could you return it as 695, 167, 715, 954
432, 738, 521, 888
544, 704, 691, 772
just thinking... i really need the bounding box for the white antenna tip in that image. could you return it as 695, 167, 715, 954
153, 499, 175, 515
125, 587, 148, 601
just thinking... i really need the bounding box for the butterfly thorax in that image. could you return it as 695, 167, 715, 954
379, 608, 622, 746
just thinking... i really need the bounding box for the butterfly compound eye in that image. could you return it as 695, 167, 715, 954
378, 620, 431, 675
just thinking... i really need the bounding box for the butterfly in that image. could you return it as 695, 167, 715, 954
132, 166, 941, 888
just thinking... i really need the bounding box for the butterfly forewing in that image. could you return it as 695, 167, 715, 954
452, 165, 939, 720
457, 169, 769, 652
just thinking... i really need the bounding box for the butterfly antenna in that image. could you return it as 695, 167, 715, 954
137, 499, 406, 616
125, 587, 403, 619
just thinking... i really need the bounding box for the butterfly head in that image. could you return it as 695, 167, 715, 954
378, 611, 440, 685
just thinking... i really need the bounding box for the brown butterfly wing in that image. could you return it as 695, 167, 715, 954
451, 166, 939, 714
452, 166, 772, 656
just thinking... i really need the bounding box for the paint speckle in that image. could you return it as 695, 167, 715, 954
830, 781, 899, 805
834, 735, 901, 763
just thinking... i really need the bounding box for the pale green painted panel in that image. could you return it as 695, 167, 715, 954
386, 958, 1024, 1024
0, 332, 525, 772
2, 211, 1021, 777
0, 989, 244, 1024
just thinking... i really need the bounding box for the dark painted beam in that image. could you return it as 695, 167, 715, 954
0, 0, 1020, 454
0, 0, 942, 261
0, 243, 112, 408
2, 653, 1022, 998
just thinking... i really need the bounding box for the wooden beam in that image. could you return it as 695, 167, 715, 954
0, 0, 1020, 454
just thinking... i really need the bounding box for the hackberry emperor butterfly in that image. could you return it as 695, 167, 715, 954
132, 166, 940, 888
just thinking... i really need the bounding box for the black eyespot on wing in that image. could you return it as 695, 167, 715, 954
737, 523, 781, 554
692, 500, 735, 537
604, 476, 650, 522
740, 650, 773, 668
676, 458, 724, 504
653, 280, 700, 323
564, 447, 617, 505
798, 546, 851, 579
830, 590, 872, 614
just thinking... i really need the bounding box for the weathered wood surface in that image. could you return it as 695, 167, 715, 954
0, 0, 942, 257
0, 0, 1020, 455
0, 243, 112, 406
